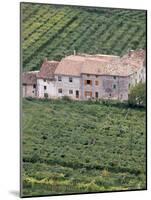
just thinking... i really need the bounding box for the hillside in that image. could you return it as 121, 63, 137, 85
21, 3, 146, 71
22, 99, 146, 196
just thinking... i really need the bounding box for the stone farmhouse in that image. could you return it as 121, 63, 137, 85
22, 49, 146, 101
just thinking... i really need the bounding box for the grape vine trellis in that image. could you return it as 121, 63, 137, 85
21, 4, 146, 71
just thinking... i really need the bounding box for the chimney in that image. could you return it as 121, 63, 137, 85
44, 57, 47, 62
128, 49, 134, 57
73, 49, 76, 56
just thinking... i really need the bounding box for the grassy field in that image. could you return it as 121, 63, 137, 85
21, 3, 146, 71
22, 98, 146, 196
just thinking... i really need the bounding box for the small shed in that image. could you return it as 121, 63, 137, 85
22, 71, 39, 97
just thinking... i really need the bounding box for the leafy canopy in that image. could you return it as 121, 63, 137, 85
128, 82, 146, 107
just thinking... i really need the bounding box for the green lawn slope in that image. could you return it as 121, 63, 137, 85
22, 99, 146, 196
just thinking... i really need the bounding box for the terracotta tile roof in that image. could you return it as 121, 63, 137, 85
54, 56, 85, 76
55, 50, 145, 77
37, 60, 59, 79
81, 59, 128, 76
23, 50, 145, 80
22, 71, 39, 85
121, 49, 145, 70
54, 54, 120, 76
122, 49, 145, 60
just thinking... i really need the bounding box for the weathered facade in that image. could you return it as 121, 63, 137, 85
22, 49, 146, 101
81, 74, 129, 100
54, 55, 83, 99
36, 59, 59, 98
22, 71, 39, 97
55, 75, 81, 99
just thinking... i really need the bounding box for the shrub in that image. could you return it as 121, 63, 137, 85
25, 97, 33, 101
30, 153, 40, 163
62, 95, 71, 101
128, 82, 146, 107
101, 169, 110, 177
42, 135, 47, 140
44, 93, 48, 99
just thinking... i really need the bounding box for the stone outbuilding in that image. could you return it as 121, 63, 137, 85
22, 71, 39, 97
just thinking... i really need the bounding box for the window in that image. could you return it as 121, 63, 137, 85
58, 76, 62, 81
113, 84, 116, 89
85, 80, 92, 85
87, 80, 91, 84
85, 91, 92, 97
113, 76, 116, 79
109, 93, 112, 97
32, 91, 34, 93
58, 88, 62, 93
129, 83, 131, 88
69, 90, 73, 94
44, 86, 47, 90
76, 90, 79, 98
95, 80, 99, 86
44, 79, 46, 82
33, 84, 36, 89
95, 92, 98, 98
69, 77, 73, 82
87, 74, 90, 77
96, 75, 98, 78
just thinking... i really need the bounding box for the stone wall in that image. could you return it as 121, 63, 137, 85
55, 75, 81, 99
129, 65, 146, 89
22, 84, 37, 97
81, 74, 129, 100
22, 66, 145, 101
37, 79, 56, 98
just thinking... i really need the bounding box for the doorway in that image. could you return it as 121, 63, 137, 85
76, 90, 79, 98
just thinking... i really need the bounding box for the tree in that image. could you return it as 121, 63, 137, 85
128, 82, 146, 107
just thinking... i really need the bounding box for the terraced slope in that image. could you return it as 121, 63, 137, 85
21, 3, 146, 71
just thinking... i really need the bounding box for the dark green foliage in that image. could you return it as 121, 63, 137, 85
30, 153, 41, 163
61, 95, 72, 101
25, 97, 34, 101
128, 83, 146, 107
44, 93, 48, 99
21, 3, 146, 71
22, 99, 146, 196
